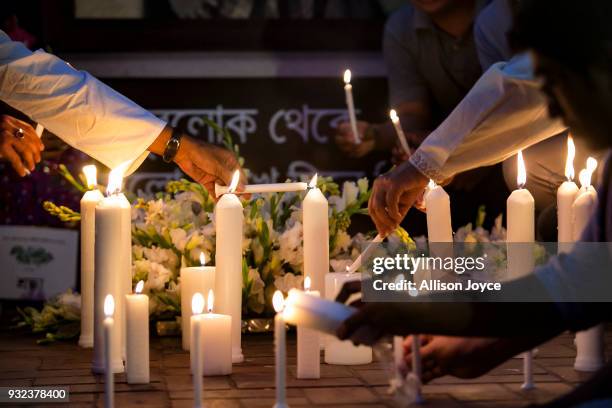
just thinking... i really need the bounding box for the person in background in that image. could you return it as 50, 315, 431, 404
0, 30, 244, 195
339, 1, 612, 405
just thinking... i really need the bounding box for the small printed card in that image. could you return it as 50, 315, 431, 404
0, 226, 77, 300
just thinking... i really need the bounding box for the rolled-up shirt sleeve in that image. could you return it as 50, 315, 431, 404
0, 31, 165, 174
409, 53, 566, 182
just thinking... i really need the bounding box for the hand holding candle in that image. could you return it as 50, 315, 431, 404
343, 69, 360, 144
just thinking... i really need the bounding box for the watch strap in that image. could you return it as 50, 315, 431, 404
162, 128, 183, 163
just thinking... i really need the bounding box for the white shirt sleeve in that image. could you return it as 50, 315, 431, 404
409, 53, 567, 183
0, 30, 166, 175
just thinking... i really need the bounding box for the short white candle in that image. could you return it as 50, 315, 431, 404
79, 165, 104, 348
125, 281, 149, 384
324, 272, 372, 365
389, 109, 410, 155
343, 69, 360, 144
506, 151, 535, 390
297, 277, 320, 379
424, 180, 453, 244
201, 290, 232, 376
557, 136, 579, 252
93, 167, 130, 374
573, 158, 604, 372
215, 181, 308, 197
214, 170, 244, 363
103, 295, 115, 408
273, 291, 288, 408
191, 293, 204, 408
303, 174, 329, 293
180, 253, 215, 351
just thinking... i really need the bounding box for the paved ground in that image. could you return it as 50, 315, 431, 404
0, 329, 608, 408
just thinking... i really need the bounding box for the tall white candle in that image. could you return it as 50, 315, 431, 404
180, 253, 215, 351
79, 165, 104, 348
191, 293, 204, 408
506, 151, 535, 390
557, 136, 579, 252
389, 109, 410, 155
572, 158, 603, 372
215, 170, 244, 363
303, 174, 329, 293
125, 280, 149, 384
273, 291, 288, 408
424, 180, 453, 244
93, 167, 129, 374
215, 181, 307, 197
297, 277, 320, 379
201, 290, 232, 376
343, 69, 360, 144
324, 272, 372, 365
103, 295, 115, 408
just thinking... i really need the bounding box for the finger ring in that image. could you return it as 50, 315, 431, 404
14, 128, 24, 139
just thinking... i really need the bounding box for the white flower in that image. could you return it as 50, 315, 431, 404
57, 290, 81, 310
357, 178, 369, 194
143, 246, 179, 271
342, 181, 359, 208
134, 260, 172, 291
331, 230, 351, 257
278, 221, 303, 267
246, 268, 266, 313
328, 196, 345, 212
274, 273, 304, 294
170, 228, 188, 252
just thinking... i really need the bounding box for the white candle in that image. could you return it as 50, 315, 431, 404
572, 158, 603, 372
191, 293, 204, 408
343, 69, 360, 144
180, 253, 215, 351
389, 109, 410, 155
346, 234, 384, 274
506, 151, 535, 390
557, 136, 579, 252
103, 295, 115, 408
125, 281, 149, 384
215, 181, 307, 197
424, 180, 453, 244
297, 277, 320, 379
79, 165, 104, 348
93, 167, 130, 374
324, 272, 372, 365
201, 290, 232, 376
303, 174, 329, 293
273, 291, 288, 408
214, 170, 244, 363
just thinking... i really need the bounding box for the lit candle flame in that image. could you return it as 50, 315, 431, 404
428, 179, 436, 190
104, 294, 115, 317
579, 157, 598, 189
586, 157, 598, 174
192, 292, 204, 315
517, 150, 527, 189
565, 136, 576, 181
228, 170, 240, 194
207, 289, 214, 313
343, 69, 351, 85
304, 276, 311, 292
308, 173, 318, 189
107, 161, 131, 195
272, 290, 285, 313
135, 280, 144, 294
199, 252, 206, 266
82, 165, 98, 189
389, 109, 399, 124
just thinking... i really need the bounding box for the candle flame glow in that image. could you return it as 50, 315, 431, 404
135, 280, 144, 294
516, 150, 526, 189
207, 289, 214, 313
389, 109, 399, 124
304, 276, 311, 291
308, 173, 318, 189
104, 294, 115, 317
586, 157, 598, 174
565, 136, 576, 181
428, 179, 436, 190
228, 170, 240, 194
107, 161, 130, 195
192, 292, 204, 315
343, 69, 351, 84
579, 157, 598, 189
199, 252, 206, 266
272, 290, 285, 313
82, 165, 97, 189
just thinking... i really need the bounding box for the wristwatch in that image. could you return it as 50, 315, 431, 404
163, 128, 183, 163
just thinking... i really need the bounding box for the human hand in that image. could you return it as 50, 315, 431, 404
0, 115, 44, 177
174, 135, 247, 199
368, 160, 428, 236
334, 121, 375, 158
